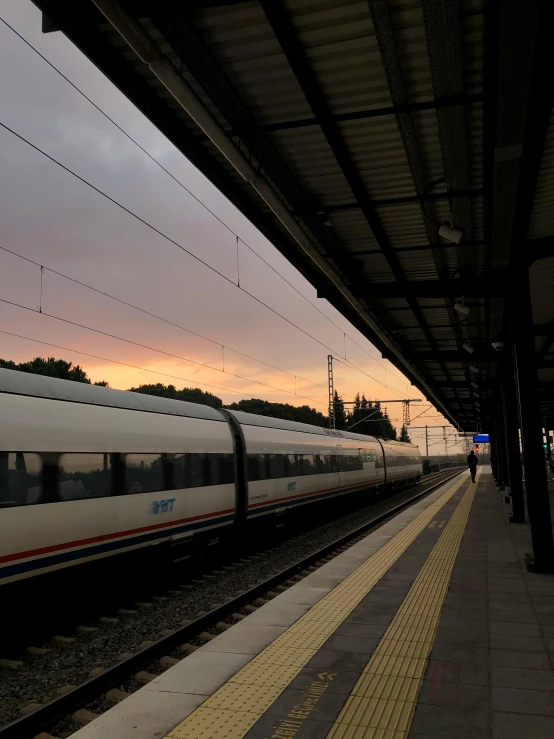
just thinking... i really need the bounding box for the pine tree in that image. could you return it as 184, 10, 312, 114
333, 390, 347, 429
399, 425, 411, 443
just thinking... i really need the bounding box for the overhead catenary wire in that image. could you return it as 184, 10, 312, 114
0, 119, 409, 403
0, 120, 409, 402
0, 329, 303, 402
0, 297, 328, 407
0, 244, 397, 407
331, 355, 408, 400
0, 244, 327, 392
0, 15, 412, 394
0, 249, 412, 415
0, 119, 356, 367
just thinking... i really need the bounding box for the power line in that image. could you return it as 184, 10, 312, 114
0, 118, 407, 401
1, 244, 398, 406
0, 244, 327, 392
0, 242, 404, 406
331, 355, 408, 400
0, 329, 299, 401
0, 119, 354, 368
0, 15, 412, 393
0, 297, 328, 407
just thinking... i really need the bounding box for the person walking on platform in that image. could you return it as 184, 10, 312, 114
467, 450, 478, 482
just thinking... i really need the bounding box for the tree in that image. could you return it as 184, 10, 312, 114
346, 393, 366, 433
226, 398, 327, 427
344, 395, 397, 439
399, 425, 411, 443
333, 390, 347, 430
0, 356, 106, 384
128, 383, 223, 409
372, 402, 397, 440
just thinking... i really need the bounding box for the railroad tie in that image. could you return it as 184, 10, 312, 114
72, 709, 99, 725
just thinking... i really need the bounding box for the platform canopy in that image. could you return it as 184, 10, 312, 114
33, 0, 554, 430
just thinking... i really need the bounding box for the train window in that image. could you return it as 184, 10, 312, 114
126, 454, 164, 494
175, 453, 203, 488
217, 454, 235, 485
343, 454, 362, 472
173, 453, 234, 488
246, 454, 268, 482
329, 455, 340, 473
0, 452, 42, 506
359, 449, 376, 464
284, 454, 299, 477
58, 454, 111, 500
205, 454, 220, 486
299, 454, 315, 475
314, 455, 327, 474
268, 454, 285, 479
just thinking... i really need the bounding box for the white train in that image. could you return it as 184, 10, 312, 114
0, 369, 422, 585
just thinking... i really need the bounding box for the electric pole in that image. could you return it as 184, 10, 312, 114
327, 355, 335, 430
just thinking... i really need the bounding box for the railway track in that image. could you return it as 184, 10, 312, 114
0, 468, 463, 739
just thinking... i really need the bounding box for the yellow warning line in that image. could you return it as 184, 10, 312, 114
326, 467, 481, 739
166, 473, 469, 739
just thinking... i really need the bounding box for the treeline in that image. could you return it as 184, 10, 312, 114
226, 398, 327, 427
128, 383, 223, 409
333, 391, 411, 443
0, 356, 405, 439
0, 357, 109, 385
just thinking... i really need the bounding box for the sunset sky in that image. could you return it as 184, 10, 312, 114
0, 1, 463, 455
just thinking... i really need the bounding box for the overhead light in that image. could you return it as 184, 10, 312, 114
454, 301, 470, 317
462, 342, 474, 354
469, 365, 479, 374
471, 381, 479, 389
439, 221, 465, 244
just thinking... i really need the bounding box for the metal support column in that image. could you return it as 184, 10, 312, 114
327, 355, 335, 430
490, 415, 499, 482
501, 352, 525, 522
495, 390, 508, 488
510, 269, 554, 572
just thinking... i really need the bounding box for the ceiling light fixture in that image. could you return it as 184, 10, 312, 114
462, 342, 474, 354
471, 381, 479, 389
454, 301, 470, 316
439, 221, 465, 244
469, 365, 479, 374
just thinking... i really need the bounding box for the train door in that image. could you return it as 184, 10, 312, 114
376, 439, 387, 491
336, 445, 345, 487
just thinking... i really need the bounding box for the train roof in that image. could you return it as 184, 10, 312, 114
0, 369, 224, 422
225, 410, 419, 449
226, 409, 377, 443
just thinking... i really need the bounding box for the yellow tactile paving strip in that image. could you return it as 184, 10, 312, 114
166, 473, 469, 739
326, 467, 481, 739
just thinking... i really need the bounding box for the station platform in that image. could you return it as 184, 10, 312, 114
73, 469, 554, 739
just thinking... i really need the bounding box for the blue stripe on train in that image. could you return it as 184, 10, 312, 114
0, 513, 235, 580
2, 474, 416, 580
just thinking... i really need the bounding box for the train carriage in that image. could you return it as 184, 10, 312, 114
0, 369, 422, 586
